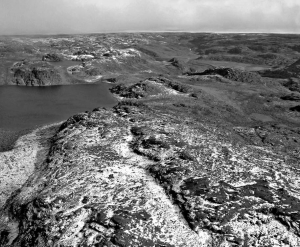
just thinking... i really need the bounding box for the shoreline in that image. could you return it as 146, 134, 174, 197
0, 128, 33, 152
0, 82, 118, 151
0, 122, 61, 209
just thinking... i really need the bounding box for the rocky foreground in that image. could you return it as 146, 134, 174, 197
0, 75, 300, 246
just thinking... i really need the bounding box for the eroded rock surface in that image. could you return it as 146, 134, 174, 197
1, 94, 300, 246
0, 107, 203, 246
11, 61, 62, 86
0, 124, 59, 209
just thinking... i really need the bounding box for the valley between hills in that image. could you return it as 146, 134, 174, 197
0, 33, 300, 246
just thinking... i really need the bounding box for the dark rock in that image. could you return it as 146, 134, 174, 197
81, 196, 89, 204
169, 58, 185, 71
58, 112, 89, 131
280, 93, 300, 101
260, 59, 300, 79
106, 78, 117, 83
187, 68, 262, 84
290, 105, 300, 112
227, 47, 244, 54
84, 67, 101, 76
42, 53, 62, 62
131, 126, 149, 136
110, 83, 146, 98
11, 61, 62, 86
282, 78, 300, 93
190, 93, 199, 98
148, 77, 192, 93
0, 230, 9, 246
73, 50, 93, 56
103, 52, 110, 57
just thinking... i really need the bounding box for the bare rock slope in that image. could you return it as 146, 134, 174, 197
1, 81, 300, 246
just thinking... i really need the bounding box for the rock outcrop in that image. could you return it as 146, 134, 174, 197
280, 93, 300, 101
11, 61, 62, 86
110, 77, 192, 99
169, 58, 186, 71
290, 105, 300, 112
1, 96, 300, 246
42, 53, 62, 62
187, 68, 262, 84
260, 59, 300, 79
282, 78, 300, 93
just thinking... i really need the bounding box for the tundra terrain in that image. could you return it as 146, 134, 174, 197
0, 33, 300, 246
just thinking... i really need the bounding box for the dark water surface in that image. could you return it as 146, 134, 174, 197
0, 84, 117, 131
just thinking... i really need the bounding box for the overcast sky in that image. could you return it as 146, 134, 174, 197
0, 0, 299, 35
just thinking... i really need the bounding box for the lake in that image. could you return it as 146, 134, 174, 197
0, 84, 117, 131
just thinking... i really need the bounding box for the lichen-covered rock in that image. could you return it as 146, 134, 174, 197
0, 107, 203, 246
1, 99, 300, 246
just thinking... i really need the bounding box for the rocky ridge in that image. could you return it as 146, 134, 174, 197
0, 76, 300, 246
187, 68, 262, 84
259, 59, 300, 80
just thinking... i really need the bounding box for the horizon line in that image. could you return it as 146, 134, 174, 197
1, 30, 300, 36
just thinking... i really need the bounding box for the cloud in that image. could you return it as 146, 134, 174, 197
0, 0, 299, 34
